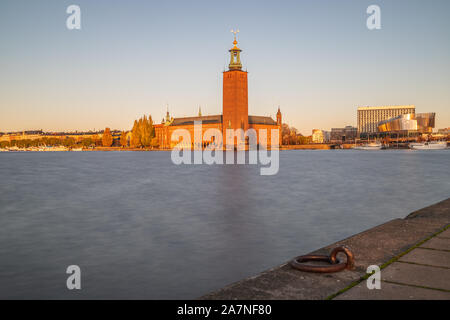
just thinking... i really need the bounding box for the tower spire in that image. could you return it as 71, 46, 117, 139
165, 104, 170, 122
229, 29, 242, 70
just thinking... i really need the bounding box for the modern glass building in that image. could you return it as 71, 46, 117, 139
357, 105, 415, 134
378, 113, 435, 133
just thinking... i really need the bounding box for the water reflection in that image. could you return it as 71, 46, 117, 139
0, 150, 448, 299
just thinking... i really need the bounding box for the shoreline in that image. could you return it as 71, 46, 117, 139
2, 141, 449, 152
0, 145, 432, 152
201, 198, 450, 300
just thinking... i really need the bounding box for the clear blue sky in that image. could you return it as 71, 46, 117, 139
1, 0, 449, 134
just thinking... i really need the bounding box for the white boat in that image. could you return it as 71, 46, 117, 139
71, 147, 83, 151
409, 141, 447, 150
353, 142, 383, 150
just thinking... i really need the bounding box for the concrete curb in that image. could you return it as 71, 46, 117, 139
201, 198, 450, 300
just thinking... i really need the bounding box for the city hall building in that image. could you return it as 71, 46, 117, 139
154, 36, 282, 149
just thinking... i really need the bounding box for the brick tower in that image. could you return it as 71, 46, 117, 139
222, 30, 248, 142
277, 107, 282, 146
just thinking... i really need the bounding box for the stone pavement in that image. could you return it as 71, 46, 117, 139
335, 228, 450, 299
202, 198, 450, 300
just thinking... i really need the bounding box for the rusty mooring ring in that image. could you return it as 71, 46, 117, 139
290, 246, 355, 273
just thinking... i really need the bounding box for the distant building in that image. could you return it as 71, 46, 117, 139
0, 130, 44, 142
0, 130, 103, 142
330, 126, 357, 143
322, 131, 330, 143
357, 105, 415, 134
378, 113, 435, 134
437, 128, 450, 136
311, 129, 324, 143
110, 130, 122, 145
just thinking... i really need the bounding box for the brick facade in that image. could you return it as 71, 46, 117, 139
154, 37, 281, 149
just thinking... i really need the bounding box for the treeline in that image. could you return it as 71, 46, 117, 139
0, 137, 101, 148
130, 115, 158, 148
100, 114, 159, 148
99, 127, 130, 148
282, 124, 312, 145
1, 114, 160, 149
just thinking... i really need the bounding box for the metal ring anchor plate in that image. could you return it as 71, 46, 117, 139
290, 246, 355, 273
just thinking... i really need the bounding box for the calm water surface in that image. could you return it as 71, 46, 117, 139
0, 150, 449, 299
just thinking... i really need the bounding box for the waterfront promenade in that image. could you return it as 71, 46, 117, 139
336, 226, 450, 299
202, 198, 450, 300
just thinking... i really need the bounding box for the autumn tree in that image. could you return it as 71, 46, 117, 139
120, 131, 128, 148
62, 137, 76, 147
139, 116, 148, 146
81, 138, 94, 147
148, 115, 155, 145
151, 137, 159, 148
130, 115, 155, 148
0, 141, 10, 148
102, 127, 113, 147
131, 120, 140, 147
281, 124, 309, 145
297, 135, 311, 145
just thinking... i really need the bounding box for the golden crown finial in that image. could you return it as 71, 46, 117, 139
231, 29, 239, 47
228, 29, 242, 70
